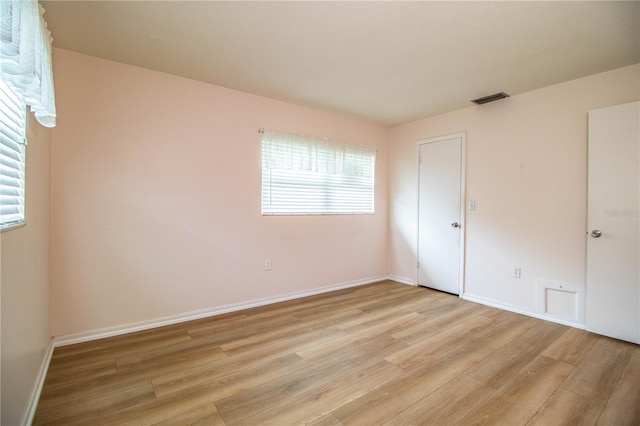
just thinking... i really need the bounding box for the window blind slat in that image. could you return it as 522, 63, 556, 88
261, 131, 375, 215
0, 78, 26, 228
0, 121, 25, 144
0, 100, 25, 130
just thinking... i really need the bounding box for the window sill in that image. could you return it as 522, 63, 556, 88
1, 221, 26, 232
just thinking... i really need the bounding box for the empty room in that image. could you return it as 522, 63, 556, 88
1, 1, 639, 425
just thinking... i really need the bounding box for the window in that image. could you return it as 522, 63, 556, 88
261, 130, 376, 215
0, 77, 27, 229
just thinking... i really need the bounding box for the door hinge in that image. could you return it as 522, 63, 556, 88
417, 261, 420, 269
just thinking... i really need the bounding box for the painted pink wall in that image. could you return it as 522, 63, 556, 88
388, 64, 639, 317
51, 49, 389, 337
1, 114, 52, 425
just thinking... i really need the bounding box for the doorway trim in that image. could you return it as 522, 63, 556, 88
415, 132, 467, 295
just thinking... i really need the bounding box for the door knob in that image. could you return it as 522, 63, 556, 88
451, 222, 460, 228
591, 229, 602, 238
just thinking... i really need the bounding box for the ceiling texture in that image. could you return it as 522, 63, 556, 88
41, 1, 640, 126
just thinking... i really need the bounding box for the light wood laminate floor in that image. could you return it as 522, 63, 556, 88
34, 281, 640, 425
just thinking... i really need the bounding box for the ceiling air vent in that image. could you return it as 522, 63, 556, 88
471, 92, 510, 105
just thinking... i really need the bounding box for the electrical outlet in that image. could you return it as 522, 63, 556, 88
265, 259, 272, 271
512, 266, 521, 278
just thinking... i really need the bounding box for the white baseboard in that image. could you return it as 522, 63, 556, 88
462, 293, 586, 329
53, 275, 388, 347
387, 275, 415, 286
23, 340, 54, 426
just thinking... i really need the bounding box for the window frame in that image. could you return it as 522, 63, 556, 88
261, 130, 376, 216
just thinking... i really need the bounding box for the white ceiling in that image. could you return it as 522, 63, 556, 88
41, 1, 640, 126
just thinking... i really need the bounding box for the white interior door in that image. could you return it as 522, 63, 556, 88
417, 134, 464, 294
586, 101, 640, 344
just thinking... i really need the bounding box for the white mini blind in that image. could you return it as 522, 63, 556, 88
0, 77, 26, 229
262, 130, 376, 215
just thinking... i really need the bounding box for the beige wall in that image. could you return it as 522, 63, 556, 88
388, 64, 639, 318
1, 114, 52, 425
50, 49, 389, 337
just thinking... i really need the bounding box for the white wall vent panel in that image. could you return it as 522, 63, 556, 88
536, 279, 585, 326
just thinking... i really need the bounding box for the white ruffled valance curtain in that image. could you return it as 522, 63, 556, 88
261, 130, 376, 178
0, 0, 56, 128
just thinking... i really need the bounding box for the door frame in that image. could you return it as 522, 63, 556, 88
416, 132, 467, 295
